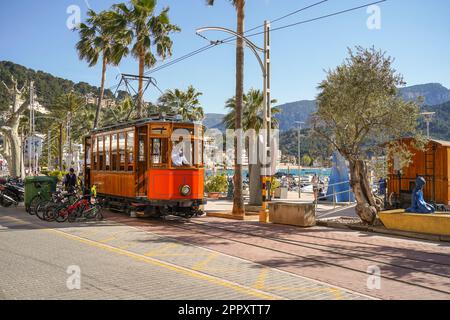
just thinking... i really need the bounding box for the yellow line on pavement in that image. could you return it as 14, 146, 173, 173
254, 269, 270, 290
98, 236, 116, 243
144, 243, 179, 256
45, 228, 281, 300
192, 252, 219, 271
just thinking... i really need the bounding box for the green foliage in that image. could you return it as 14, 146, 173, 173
157, 86, 204, 121
47, 170, 68, 182
312, 47, 422, 162
223, 89, 279, 131
205, 174, 228, 193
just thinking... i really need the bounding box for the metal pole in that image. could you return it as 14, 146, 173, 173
48, 129, 51, 170
298, 123, 301, 198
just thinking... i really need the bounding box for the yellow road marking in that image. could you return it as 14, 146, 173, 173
98, 236, 116, 243
192, 252, 220, 271
144, 243, 179, 256
254, 269, 270, 289
265, 286, 343, 299
44, 228, 281, 300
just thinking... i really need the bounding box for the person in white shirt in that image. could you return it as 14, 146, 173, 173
171, 142, 190, 167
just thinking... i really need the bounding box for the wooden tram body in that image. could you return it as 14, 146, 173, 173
83, 117, 206, 217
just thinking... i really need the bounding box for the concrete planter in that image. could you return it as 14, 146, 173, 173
207, 192, 221, 199
268, 202, 316, 227
379, 209, 450, 236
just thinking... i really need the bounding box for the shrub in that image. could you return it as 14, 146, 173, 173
47, 170, 68, 182
205, 174, 228, 193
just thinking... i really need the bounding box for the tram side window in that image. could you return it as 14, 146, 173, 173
105, 135, 111, 171
150, 138, 168, 166
126, 131, 134, 172
111, 133, 118, 171
98, 136, 104, 170
93, 137, 98, 170
119, 133, 125, 171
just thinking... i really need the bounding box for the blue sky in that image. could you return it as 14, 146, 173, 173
1, 0, 449, 113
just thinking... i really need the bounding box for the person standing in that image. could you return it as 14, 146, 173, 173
64, 168, 77, 193
312, 174, 319, 202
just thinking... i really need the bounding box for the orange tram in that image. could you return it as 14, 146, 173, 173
83, 116, 206, 218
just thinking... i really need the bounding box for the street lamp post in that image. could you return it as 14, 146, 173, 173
421, 112, 435, 139
196, 22, 272, 215
295, 121, 304, 198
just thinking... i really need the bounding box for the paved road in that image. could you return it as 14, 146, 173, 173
0, 206, 369, 300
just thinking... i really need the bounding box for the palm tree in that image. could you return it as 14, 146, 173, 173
207, 0, 245, 215
102, 96, 134, 126
157, 86, 204, 121
112, 0, 180, 118
223, 89, 279, 131
223, 89, 279, 206
76, 9, 130, 129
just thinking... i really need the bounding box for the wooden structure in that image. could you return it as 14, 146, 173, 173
387, 138, 450, 207
83, 117, 206, 217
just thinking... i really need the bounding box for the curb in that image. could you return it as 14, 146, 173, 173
317, 220, 450, 243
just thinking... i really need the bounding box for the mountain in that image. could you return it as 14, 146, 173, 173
399, 83, 450, 106
0, 60, 113, 112
421, 101, 450, 141
203, 113, 226, 131
274, 100, 316, 131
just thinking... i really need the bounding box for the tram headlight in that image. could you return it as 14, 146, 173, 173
180, 185, 191, 196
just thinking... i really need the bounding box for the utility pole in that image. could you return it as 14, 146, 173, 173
59, 123, 63, 171
29, 81, 34, 176
296, 121, 304, 198
261, 20, 272, 213
48, 129, 51, 170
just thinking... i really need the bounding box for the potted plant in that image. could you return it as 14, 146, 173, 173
205, 175, 228, 199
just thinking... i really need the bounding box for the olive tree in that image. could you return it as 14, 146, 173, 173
312, 47, 421, 225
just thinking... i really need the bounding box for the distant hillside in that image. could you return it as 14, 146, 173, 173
422, 101, 450, 141
399, 83, 450, 106
0, 60, 113, 112
203, 113, 226, 131
274, 100, 316, 131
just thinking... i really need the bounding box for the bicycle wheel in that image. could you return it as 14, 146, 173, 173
35, 200, 50, 221
83, 204, 103, 221
54, 206, 68, 223
28, 195, 42, 215
43, 203, 59, 222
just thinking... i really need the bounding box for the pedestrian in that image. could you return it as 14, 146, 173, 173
64, 168, 77, 193
312, 174, 319, 202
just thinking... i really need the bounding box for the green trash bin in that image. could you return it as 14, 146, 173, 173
24, 176, 57, 212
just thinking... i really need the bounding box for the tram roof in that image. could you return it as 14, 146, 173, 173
90, 116, 204, 135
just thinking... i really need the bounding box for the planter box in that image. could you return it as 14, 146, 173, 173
208, 192, 221, 199
268, 202, 316, 227
379, 209, 450, 236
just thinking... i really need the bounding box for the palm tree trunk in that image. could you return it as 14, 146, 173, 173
232, 0, 245, 216
94, 55, 107, 129
137, 48, 145, 118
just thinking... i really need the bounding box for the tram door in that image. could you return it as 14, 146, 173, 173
136, 126, 148, 197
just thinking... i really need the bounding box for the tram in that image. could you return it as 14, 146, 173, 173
83, 115, 206, 217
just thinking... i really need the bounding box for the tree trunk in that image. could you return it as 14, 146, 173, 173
94, 55, 107, 129
232, 0, 245, 216
137, 48, 145, 119
3, 127, 22, 178
349, 159, 379, 225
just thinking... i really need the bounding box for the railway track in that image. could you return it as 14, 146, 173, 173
150, 217, 450, 297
